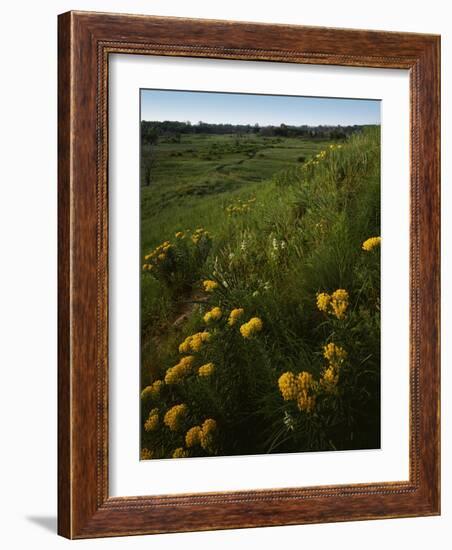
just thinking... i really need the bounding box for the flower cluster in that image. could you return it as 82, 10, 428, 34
172, 447, 189, 459
141, 379, 164, 400
278, 372, 299, 401
185, 426, 201, 448
239, 317, 263, 339
228, 308, 244, 326
144, 408, 159, 432
316, 289, 349, 319
321, 343, 347, 390
163, 404, 188, 431
140, 448, 153, 460
362, 236, 381, 251
185, 419, 218, 451
203, 279, 219, 292
191, 227, 210, 245
142, 240, 172, 271
323, 342, 347, 367
179, 331, 210, 354
316, 292, 331, 313
198, 362, 215, 377
203, 306, 222, 324
226, 197, 255, 216
200, 419, 217, 450
165, 356, 195, 384
278, 371, 316, 413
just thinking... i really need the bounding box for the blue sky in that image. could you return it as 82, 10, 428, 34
141, 89, 380, 126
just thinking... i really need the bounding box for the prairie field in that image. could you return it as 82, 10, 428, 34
140, 127, 381, 460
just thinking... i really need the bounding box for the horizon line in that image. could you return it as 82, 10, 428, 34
141, 119, 381, 127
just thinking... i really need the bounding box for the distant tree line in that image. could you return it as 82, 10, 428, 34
141, 120, 376, 146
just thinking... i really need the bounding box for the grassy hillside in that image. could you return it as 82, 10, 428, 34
140, 127, 381, 460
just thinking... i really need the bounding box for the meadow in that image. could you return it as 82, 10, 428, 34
140, 127, 381, 460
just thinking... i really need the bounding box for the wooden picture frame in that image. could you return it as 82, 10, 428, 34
58, 11, 440, 539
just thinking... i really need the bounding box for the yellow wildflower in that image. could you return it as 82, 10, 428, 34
141, 385, 153, 400
144, 408, 159, 432
175, 231, 184, 239
164, 404, 188, 431
165, 355, 195, 384
316, 292, 331, 313
317, 289, 349, 319
179, 332, 210, 354
198, 362, 215, 377
178, 339, 192, 354
362, 236, 381, 251
158, 253, 166, 261
297, 393, 316, 413
296, 372, 315, 412
240, 317, 263, 338
278, 372, 299, 401
203, 280, 219, 292
204, 306, 222, 324
228, 308, 244, 326
151, 379, 164, 394
185, 426, 202, 448
322, 365, 339, 388
140, 448, 153, 460
330, 289, 349, 319
141, 380, 163, 400
323, 343, 347, 367
278, 371, 316, 413
200, 418, 217, 451
172, 447, 189, 459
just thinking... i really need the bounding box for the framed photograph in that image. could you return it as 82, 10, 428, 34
58, 11, 440, 538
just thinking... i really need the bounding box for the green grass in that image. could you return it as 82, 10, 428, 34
140, 128, 381, 460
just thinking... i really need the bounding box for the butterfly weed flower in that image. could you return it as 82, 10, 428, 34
141, 379, 164, 400
316, 289, 349, 319
296, 372, 316, 413
278, 372, 299, 401
172, 447, 189, 459
185, 426, 202, 448
362, 236, 381, 251
240, 317, 263, 338
179, 332, 210, 354
144, 408, 159, 432
200, 419, 217, 451
198, 362, 215, 377
140, 448, 153, 460
228, 308, 244, 326
203, 306, 222, 324
323, 343, 347, 367
316, 292, 331, 313
330, 289, 349, 319
164, 404, 188, 431
165, 356, 196, 384
203, 280, 219, 292
321, 365, 339, 389
278, 371, 316, 413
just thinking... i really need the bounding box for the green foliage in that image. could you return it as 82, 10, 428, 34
140, 128, 381, 459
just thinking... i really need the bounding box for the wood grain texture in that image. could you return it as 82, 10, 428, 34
57, 11, 440, 539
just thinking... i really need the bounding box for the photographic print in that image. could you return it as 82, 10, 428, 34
140, 89, 381, 461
